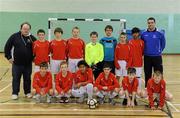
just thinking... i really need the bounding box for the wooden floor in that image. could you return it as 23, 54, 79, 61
0, 53, 180, 118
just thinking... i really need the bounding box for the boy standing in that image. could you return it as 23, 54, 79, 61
129, 27, 144, 89
33, 29, 50, 72
100, 25, 117, 74
50, 27, 67, 78
67, 27, 85, 73
115, 32, 132, 82
85, 31, 104, 79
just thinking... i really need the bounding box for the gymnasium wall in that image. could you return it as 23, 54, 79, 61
0, 0, 180, 54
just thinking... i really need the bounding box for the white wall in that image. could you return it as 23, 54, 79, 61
0, 0, 180, 13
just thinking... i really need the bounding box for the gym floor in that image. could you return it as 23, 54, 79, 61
0, 53, 180, 118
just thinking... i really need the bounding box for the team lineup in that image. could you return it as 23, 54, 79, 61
4, 17, 173, 110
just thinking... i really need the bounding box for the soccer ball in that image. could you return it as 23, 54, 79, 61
88, 99, 98, 109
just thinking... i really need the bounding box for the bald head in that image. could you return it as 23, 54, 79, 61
20, 22, 31, 36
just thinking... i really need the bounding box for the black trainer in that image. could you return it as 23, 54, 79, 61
134, 99, 138, 106
98, 97, 105, 104
122, 99, 127, 106
109, 98, 116, 105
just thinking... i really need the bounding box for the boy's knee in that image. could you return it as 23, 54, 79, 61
87, 83, 93, 89
119, 89, 124, 96
49, 89, 53, 95
32, 89, 36, 95
114, 88, 120, 93
167, 93, 173, 101
93, 87, 99, 93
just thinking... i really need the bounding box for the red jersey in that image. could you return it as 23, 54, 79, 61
55, 71, 73, 93
114, 43, 132, 69
33, 40, 50, 65
147, 78, 166, 108
33, 71, 52, 94
129, 39, 144, 67
67, 38, 85, 59
95, 72, 120, 91
122, 76, 138, 94
74, 68, 93, 85
50, 39, 67, 60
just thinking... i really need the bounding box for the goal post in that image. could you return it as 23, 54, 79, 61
48, 18, 127, 41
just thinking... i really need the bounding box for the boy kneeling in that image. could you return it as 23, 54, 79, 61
94, 64, 120, 105
143, 71, 173, 110
55, 61, 73, 103
32, 62, 53, 103
72, 60, 94, 104
119, 68, 142, 107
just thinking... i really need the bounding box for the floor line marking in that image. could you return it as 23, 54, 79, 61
0, 83, 11, 93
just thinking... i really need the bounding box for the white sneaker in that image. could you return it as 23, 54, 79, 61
87, 99, 90, 105
11, 94, 18, 100
25, 93, 32, 98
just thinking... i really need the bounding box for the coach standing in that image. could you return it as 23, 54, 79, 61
4, 22, 36, 100
141, 17, 166, 87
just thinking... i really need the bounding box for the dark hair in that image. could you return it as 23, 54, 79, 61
131, 27, 140, 34
120, 32, 127, 36
72, 26, 80, 31
20, 22, 31, 29
37, 29, 45, 34
77, 60, 89, 67
103, 63, 111, 69
39, 62, 48, 68
127, 67, 136, 74
104, 25, 113, 32
54, 27, 63, 34
90, 31, 98, 37
147, 17, 156, 23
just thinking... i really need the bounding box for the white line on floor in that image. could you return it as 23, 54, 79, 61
0, 83, 11, 93
167, 101, 180, 112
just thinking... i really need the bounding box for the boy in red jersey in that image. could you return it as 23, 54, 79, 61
94, 63, 119, 105
55, 61, 73, 103
129, 27, 144, 89
32, 62, 53, 103
33, 29, 50, 72
115, 32, 132, 82
72, 60, 93, 104
119, 68, 142, 107
142, 71, 173, 110
50, 27, 67, 78
67, 27, 85, 73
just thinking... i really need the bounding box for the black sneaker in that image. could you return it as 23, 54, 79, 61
59, 97, 66, 103
122, 99, 127, 106
134, 99, 138, 106
98, 97, 105, 104
109, 98, 116, 105
64, 97, 69, 103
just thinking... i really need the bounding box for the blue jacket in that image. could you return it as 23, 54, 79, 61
141, 29, 166, 56
100, 37, 117, 61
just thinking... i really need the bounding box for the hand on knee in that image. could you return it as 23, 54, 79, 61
49, 89, 54, 96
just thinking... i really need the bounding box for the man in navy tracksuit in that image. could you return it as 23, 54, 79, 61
100, 25, 117, 74
4, 22, 36, 100
141, 17, 166, 87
